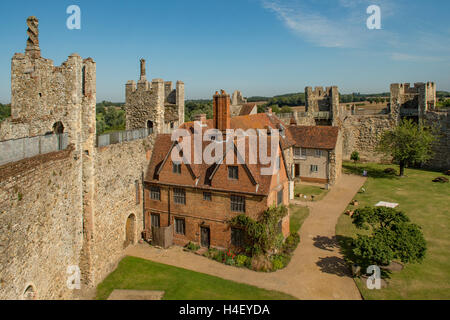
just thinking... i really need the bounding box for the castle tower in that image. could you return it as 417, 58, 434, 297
213, 90, 231, 132
125, 59, 185, 133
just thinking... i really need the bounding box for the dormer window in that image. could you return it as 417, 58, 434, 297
228, 166, 239, 180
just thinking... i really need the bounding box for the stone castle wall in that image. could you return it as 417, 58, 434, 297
341, 115, 397, 162
91, 135, 155, 285
0, 147, 84, 300
424, 111, 450, 169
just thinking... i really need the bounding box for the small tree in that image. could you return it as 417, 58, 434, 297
350, 151, 360, 166
351, 207, 426, 267
377, 119, 437, 176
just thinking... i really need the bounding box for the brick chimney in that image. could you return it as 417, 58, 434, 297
213, 90, 230, 132
194, 113, 207, 125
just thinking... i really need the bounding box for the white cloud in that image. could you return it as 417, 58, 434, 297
261, 0, 393, 48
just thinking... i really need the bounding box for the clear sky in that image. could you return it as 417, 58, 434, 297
0, 0, 449, 103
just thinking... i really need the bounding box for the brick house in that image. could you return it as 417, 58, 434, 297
143, 90, 292, 249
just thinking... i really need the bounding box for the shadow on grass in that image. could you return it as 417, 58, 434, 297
343, 164, 398, 179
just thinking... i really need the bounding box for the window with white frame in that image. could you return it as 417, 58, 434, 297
311, 165, 318, 172
315, 149, 322, 157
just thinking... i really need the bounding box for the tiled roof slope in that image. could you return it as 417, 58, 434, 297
145, 113, 292, 195
287, 125, 339, 150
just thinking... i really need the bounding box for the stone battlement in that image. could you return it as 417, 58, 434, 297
125, 59, 184, 134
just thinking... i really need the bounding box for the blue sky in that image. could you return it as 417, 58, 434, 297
0, 0, 449, 103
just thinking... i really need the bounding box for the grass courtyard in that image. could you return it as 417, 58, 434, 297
289, 204, 310, 234
336, 162, 450, 300
294, 183, 329, 202
96, 256, 296, 300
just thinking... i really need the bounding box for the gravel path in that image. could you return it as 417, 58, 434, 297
125, 174, 366, 300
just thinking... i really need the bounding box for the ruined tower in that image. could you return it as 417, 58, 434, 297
125, 59, 185, 133
305, 86, 341, 126
390, 82, 436, 121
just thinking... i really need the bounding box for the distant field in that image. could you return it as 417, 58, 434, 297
337, 162, 450, 300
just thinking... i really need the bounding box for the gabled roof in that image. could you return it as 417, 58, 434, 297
239, 103, 257, 116
145, 113, 292, 195
288, 125, 339, 150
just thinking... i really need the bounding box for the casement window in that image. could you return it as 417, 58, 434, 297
173, 162, 182, 174
228, 166, 239, 180
175, 218, 186, 235
203, 192, 212, 201
173, 188, 186, 205
277, 189, 283, 206
151, 214, 160, 228
231, 195, 245, 213
311, 165, 318, 173
150, 186, 161, 201
294, 147, 302, 157
301, 148, 307, 157
315, 149, 322, 157
231, 227, 245, 247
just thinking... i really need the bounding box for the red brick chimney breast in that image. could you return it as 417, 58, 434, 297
213, 90, 231, 132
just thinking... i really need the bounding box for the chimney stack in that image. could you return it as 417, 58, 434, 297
213, 90, 231, 133
25, 16, 41, 59
194, 113, 207, 125
140, 58, 146, 81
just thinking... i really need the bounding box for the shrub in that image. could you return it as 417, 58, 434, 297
384, 168, 397, 175
235, 254, 250, 268
251, 255, 273, 272
185, 242, 200, 252
351, 151, 360, 165
351, 206, 427, 267
271, 254, 290, 271
213, 250, 227, 263
282, 233, 300, 255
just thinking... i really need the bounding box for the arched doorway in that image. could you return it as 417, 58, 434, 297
125, 214, 136, 248
23, 284, 37, 300
53, 121, 65, 150
147, 120, 154, 134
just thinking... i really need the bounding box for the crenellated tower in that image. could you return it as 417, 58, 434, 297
125, 59, 185, 134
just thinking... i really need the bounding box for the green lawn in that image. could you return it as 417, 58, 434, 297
289, 204, 310, 234
294, 184, 329, 201
96, 256, 296, 300
336, 162, 450, 300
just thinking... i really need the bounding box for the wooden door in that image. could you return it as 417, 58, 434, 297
201, 227, 210, 248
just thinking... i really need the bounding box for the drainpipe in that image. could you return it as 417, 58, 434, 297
168, 187, 171, 226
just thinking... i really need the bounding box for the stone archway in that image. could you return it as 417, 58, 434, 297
23, 283, 37, 300
125, 214, 136, 248
147, 120, 154, 134
53, 121, 65, 150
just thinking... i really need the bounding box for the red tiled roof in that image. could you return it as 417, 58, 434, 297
288, 125, 339, 150
145, 113, 292, 195
239, 103, 257, 116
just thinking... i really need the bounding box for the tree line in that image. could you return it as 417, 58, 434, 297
0, 103, 11, 122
